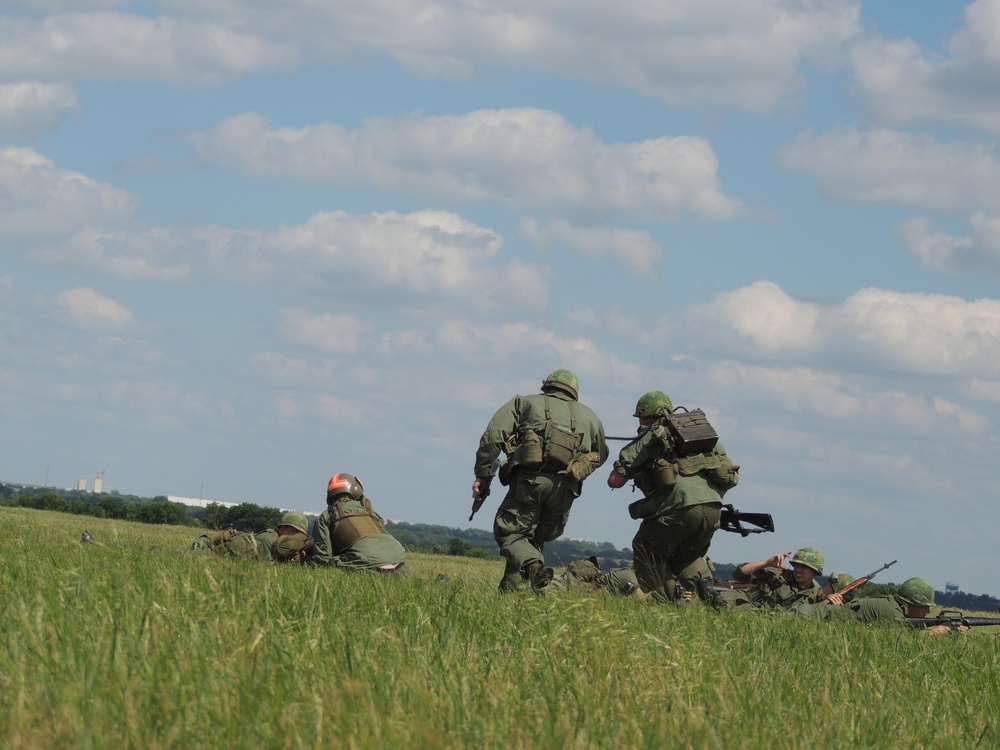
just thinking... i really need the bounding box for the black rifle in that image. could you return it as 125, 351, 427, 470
719, 503, 774, 536
906, 609, 1000, 631
469, 457, 502, 521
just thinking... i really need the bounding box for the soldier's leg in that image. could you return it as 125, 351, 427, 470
632, 521, 680, 603
530, 473, 577, 548
667, 503, 723, 594
493, 477, 545, 592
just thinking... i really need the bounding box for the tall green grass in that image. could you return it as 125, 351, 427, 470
2, 506, 998, 749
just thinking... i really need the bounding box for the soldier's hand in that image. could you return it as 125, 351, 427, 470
925, 625, 963, 636
768, 552, 792, 568
472, 478, 483, 501
826, 592, 844, 606
607, 470, 626, 489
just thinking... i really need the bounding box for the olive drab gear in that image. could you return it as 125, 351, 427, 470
542, 369, 579, 400
791, 547, 824, 574
626, 422, 739, 511
507, 395, 591, 476
828, 572, 855, 593
634, 391, 672, 418
327, 472, 364, 501
279, 511, 309, 534
897, 577, 935, 606
328, 496, 390, 554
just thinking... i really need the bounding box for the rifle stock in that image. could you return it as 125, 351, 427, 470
719, 504, 775, 536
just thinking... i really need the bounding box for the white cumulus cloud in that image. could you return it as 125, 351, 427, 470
0, 146, 138, 239
53, 287, 135, 333
520, 218, 663, 276
0, 82, 79, 137
190, 109, 745, 222
851, 0, 1000, 134
777, 127, 1000, 213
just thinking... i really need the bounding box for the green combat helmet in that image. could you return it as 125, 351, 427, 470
634, 391, 673, 418
828, 572, 856, 593
897, 577, 935, 607
279, 511, 308, 535
791, 547, 824, 574
542, 369, 579, 400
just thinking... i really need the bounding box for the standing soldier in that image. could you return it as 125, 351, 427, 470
311, 473, 408, 574
473, 369, 608, 592
607, 391, 739, 604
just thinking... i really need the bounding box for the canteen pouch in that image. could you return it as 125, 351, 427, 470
516, 430, 544, 468
650, 458, 678, 489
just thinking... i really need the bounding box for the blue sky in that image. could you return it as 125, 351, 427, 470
3, 1, 1000, 595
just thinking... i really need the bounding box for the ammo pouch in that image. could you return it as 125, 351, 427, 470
675, 453, 739, 490
567, 451, 600, 482
649, 458, 678, 489
542, 421, 584, 471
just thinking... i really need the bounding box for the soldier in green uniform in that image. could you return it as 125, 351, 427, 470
788, 570, 857, 617
311, 473, 408, 574
473, 369, 608, 592
794, 577, 966, 635
607, 391, 739, 604
189, 511, 313, 563
720, 548, 825, 609
535, 556, 641, 597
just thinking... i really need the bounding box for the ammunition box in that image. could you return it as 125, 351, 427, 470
665, 408, 719, 455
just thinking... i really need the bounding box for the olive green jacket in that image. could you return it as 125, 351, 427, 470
474, 391, 608, 480
613, 430, 733, 515
311, 501, 406, 570
848, 595, 908, 624
731, 565, 823, 609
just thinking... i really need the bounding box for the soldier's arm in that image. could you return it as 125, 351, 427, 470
307, 512, 334, 566
473, 396, 520, 477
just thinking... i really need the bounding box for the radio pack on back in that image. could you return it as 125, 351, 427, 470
664, 407, 719, 455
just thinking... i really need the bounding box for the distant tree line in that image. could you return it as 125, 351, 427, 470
0, 483, 278, 532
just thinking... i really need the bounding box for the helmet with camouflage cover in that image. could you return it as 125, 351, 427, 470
542, 369, 579, 400
327, 473, 364, 502
634, 391, 673, 418
828, 572, 856, 593
791, 547, 824, 574
897, 577, 935, 607
279, 511, 308, 535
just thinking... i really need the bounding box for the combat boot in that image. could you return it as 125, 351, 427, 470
695, 577, 726, 609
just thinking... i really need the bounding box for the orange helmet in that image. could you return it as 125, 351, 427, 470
327, 473, 364, 502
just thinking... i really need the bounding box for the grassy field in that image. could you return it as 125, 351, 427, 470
2, 506, 998, 749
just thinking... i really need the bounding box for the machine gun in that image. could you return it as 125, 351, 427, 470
719, 504, 774, 537
469, 457, 502, 521
906, 609, 1000, 632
